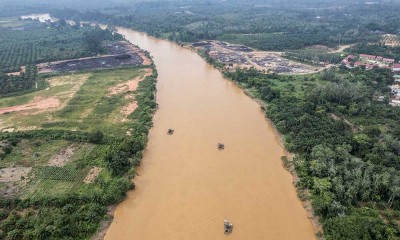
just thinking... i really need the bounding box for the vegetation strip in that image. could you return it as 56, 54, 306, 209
0, 16, 157, 239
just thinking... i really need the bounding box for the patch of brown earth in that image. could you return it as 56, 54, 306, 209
138, 51, 152, 65
6, 72, 21, 76
0, 97, 60, 116
0, 167, 32, 182
120, 101, 138, 122
328, 44, 352, 53
16, 126, 38, 131
6, 66, 26, 76
0, 166, 32, 198
91, 205, 117, 240
108, 68, 151, 96
2, 128, 15, 133
108, 84, 129, 96
143, 68, 153, 76
48, 144, 79, 167
84, 167, 102, 184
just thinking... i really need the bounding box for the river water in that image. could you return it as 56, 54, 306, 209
17, 13, 316, 238
104, 28, 316, 240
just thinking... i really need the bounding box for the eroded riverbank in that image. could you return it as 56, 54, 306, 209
104, 28, 316, 240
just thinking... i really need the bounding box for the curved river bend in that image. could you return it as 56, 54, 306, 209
105, 28, 316, 240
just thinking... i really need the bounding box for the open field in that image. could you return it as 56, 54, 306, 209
21, 166, 90, 199
193, 40, 320, 74
0, 64, 156, 203
0, 67, 152, 136
0, 65, 153, 200
0, 17, 25, 27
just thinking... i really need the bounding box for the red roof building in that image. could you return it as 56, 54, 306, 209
383, 58, 395, 63
355, 61, 365, 67
360, 54, 376, 59
393, 63, 400, 72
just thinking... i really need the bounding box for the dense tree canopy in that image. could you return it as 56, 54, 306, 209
223, 66, 400, 238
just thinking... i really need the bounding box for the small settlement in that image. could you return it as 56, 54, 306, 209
341, 54, 397, 71
342, 54, 400, 106
390, 74, 400, 106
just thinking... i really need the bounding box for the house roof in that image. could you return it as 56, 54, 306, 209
393, 64, 400, 68
383, 58, 395, 62
360, 54, 376, 58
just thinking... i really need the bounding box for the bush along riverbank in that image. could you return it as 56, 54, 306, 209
0, 65, 157, 240
218, 65, 400, 239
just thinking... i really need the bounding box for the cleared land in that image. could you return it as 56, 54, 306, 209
381, 34, 400, 47
37, 41, 151, 73
193, 41, 320, 74
0, 66, 152, 199
0, 67, 151, 136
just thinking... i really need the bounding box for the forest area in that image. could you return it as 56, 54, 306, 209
221, 65, 400, 239
50, 0, 400, 51
0, 19, 121, 96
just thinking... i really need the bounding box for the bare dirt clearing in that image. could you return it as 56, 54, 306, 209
0, 97, 60, 115
120, 100, 138, 122
6, 66, 26, 76
84, 167, 102, 184
107, 68, 152, 122
108, 68, 152, 96
48, 144, 79, 167
193, 40, 320, 74
0, 167, 32, 182
37, 41, 151, 73
0, 74, 90, 130
381, 34, 400, 47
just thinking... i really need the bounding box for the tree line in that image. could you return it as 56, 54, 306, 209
224, 67, 400, 239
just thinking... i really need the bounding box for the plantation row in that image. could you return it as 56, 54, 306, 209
0, 65, 40, 96
0, 20, 123, 96
34, 166, 87, 182
0, 23, 118, 73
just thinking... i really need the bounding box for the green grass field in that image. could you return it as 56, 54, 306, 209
21, 166, 90, 199
0, 67, 150, 136
0, 66, 152, 199
0, 139, 69, 168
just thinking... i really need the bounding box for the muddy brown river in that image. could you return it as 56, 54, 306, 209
103, 27, 316, 240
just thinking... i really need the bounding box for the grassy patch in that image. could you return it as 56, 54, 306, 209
0, 17, 25, 27
0, 139, 69, 168
21, 166, 89, 199
51, 67, 148, 136
0, 66, 150, 136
